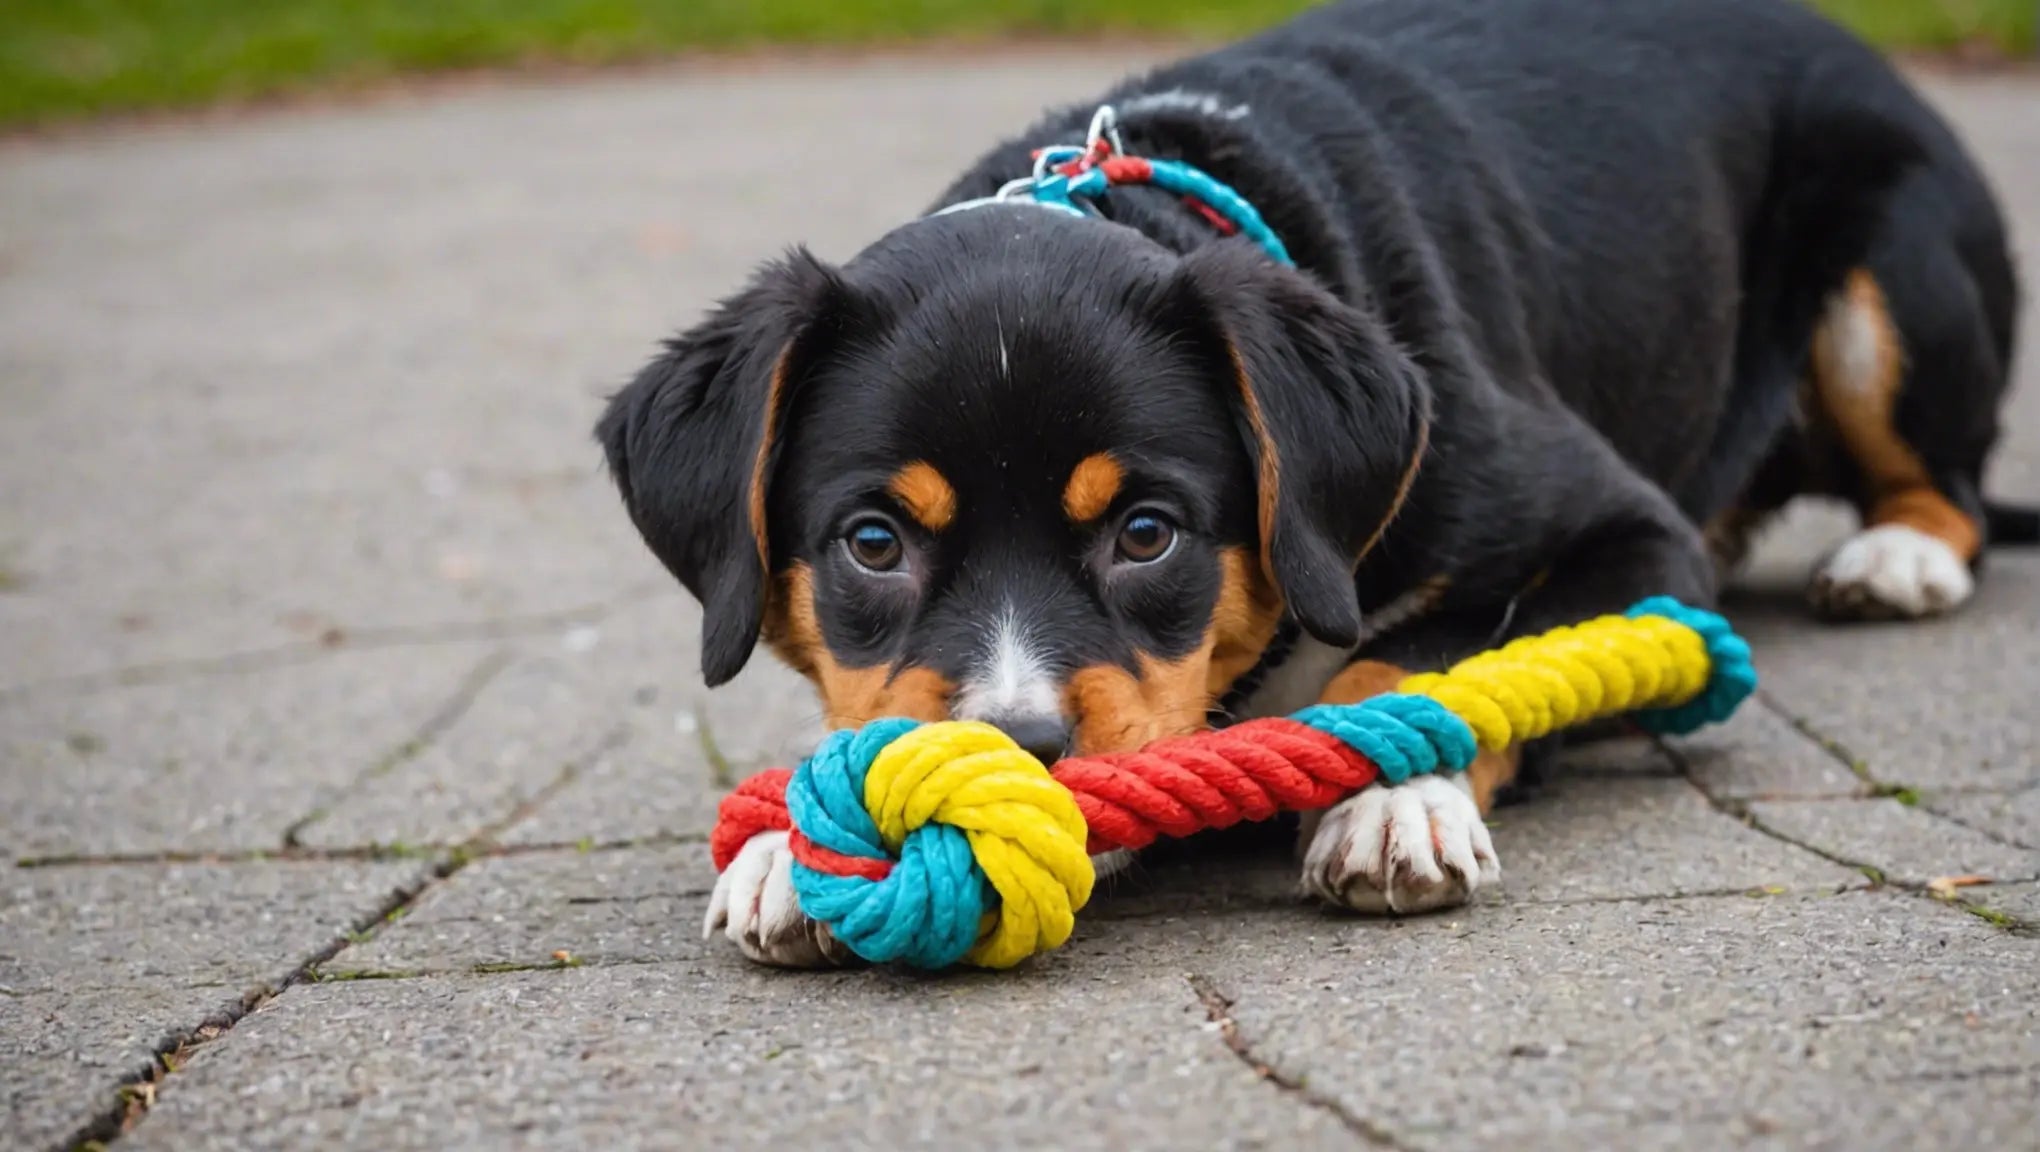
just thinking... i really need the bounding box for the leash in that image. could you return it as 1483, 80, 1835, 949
933, 105, 1293, 267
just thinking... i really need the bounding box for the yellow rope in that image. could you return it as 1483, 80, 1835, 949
1396, 612, 1712, 750
860, 721, 1095, 968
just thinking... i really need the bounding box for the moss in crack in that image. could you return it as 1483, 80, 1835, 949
694, 708, 738, 789
1872, 783, 1922, 807
1761, 695, 1902, 790
471, 955, 583, 975
304, 964, 420, 983
1958, 902, 2023, 930
369, 738, 427, 778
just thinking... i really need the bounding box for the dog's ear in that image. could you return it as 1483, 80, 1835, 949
1176, 242, 1431, 648
595, 248, 854, 686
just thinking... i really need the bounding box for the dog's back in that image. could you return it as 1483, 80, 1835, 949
1090, 0, 2005, 521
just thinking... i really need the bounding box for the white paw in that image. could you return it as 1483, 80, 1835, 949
1299, 776, 1500, 914
1810, 524, 1973, 619
703, 831, 858, 969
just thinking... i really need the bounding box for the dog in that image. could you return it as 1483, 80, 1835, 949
597, 0, 2034, 966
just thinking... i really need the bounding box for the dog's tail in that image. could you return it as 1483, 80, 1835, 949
1986, 498, 2040, 546
1683, 66, 1929, 522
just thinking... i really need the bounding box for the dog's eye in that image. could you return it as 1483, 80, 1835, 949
844, 519, 905, 573
1115, 510, 1177, 564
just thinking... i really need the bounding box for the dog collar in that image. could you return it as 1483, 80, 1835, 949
932, 105, 1294, 267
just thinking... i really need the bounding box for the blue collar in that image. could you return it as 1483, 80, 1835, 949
931, 104, 1293, 267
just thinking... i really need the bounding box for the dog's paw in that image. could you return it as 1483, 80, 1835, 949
1300, 775, 1500, 914
704, 831, 860, 969
1809, 524, 1973, 619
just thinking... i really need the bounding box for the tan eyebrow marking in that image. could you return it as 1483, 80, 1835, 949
888, 461, 957, 532
1062, 453, 1124, 523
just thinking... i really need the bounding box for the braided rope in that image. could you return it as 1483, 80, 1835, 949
708, 599, 1756, 969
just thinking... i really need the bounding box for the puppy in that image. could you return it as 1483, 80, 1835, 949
597, 0, 2032, 966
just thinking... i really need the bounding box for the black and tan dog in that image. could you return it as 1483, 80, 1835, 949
597, 0, 2033, 965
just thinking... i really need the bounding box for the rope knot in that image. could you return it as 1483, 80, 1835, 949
785, 720, 1093, 970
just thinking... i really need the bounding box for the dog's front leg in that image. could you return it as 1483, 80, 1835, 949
1296, 660, 1507, 914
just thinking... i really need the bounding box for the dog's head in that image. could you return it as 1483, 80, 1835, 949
597, 208, 1427, 758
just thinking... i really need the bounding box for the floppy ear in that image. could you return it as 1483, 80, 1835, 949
1176, 242, 1432, 648
595, 248, 852, 686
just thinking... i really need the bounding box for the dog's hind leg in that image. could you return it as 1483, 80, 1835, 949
1805, 241, 2010, 619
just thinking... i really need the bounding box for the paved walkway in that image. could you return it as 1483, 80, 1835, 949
3, 52, 2037, 1152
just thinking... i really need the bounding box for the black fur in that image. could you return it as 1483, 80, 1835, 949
599, 0, 2026, 727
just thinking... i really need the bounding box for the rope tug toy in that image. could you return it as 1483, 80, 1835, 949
710, 597, 1757, 970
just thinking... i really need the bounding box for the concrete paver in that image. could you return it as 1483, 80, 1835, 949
1738, 553, 2040, 793
123, 957, 1364, 1152
1668, 698, 1870, 800
1748, 798, 2040, 886
4, 988, 212, 1152
1923, 784, 2040, 850
2, 47, 2038, 1152
2, 860, 420, 1148
1490, 775, 1863, 901
0, 644, 495, 859
334, 844, 716, 974
1207, 892, 2040, 1149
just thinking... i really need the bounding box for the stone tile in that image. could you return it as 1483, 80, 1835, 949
1747, 798, 2040, 886
1, 860, 422, 993
295, 650, 630, 850
336, 846, 715, 973
1923, 784, 2040, 851
302, 595, 814, 851
1668, 697, 1868, 800
2, 987, 202, 1152
125, 960, 1362, 1152
499, 639, 823, 848
1200, 891, 2040, 1150
0, 644, 493, 859
1491, 776, 1861, 902
1732, 552, 2040, 793
1, 859, 421, 1150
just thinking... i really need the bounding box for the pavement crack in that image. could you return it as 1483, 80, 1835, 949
281, 649, 515, 848
14, 831, 708, 871
1756, 692, 1892, 791
1917, 796, 2039, 853
304, 953, 680, 984
16, 844, 434, 869
1186, 974, 1411, 1150
49, 722, 644, 1149
54, 855, 464, 1150
1658, 734, 2036, 935
693, 706, 738, 789
461, 722, 631, 850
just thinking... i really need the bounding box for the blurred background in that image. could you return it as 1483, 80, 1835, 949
3, 0, 2034, 129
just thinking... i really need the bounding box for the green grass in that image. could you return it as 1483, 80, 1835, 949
0, 0, 2032, 129
1816, 0, 2035, 52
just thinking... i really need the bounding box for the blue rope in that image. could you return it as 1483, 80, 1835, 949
786, 718, 992, 968
1624, 597, 1759, 735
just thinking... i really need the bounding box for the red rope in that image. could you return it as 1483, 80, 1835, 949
709, 768, 791, 871
710, 717, 1385, 868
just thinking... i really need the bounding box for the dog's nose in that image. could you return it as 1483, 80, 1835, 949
988, 713, 1072, 764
